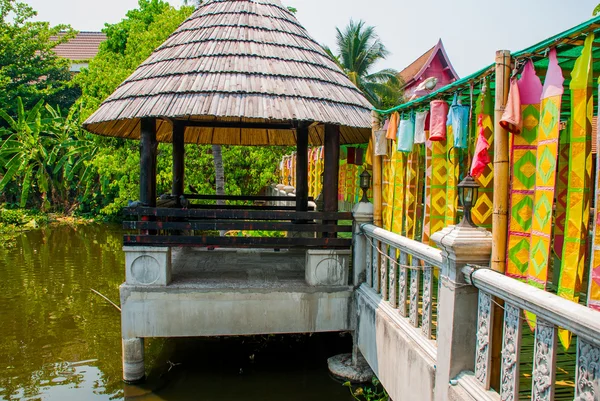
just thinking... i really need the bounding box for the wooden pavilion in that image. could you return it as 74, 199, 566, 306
83, 0, 373, 382
84, 0, 372, 247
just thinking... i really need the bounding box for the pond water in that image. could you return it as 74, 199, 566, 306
0, 224, 354, 401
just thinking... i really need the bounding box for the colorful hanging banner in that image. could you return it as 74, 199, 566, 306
405, 146, 421, 240
382, 143, 393, 230
429, 138, 448, 236
422, 133, 434, 245
589, 78, 600, 312
391, 148, 405, 235
506, 60, 543, 280
445, 125, 459, 227
557, 34, 594, 348
472, 87, 494, 229
526, 48, 564, 329
553, 126, 570, 264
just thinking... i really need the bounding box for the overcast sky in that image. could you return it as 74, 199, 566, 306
26, 0, 598, 77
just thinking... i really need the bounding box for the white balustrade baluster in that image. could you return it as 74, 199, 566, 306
474, 291, 494, 389
373, 240, 380, 292
381, 243, 388, 301
500, 303, 522, 401
389, 246, 398, 308
532, 319, 557, 401
421, 265, 433, 339
575, 337, 600, 401
398, 251, 408, 317
365, 237, 372, 287
409, 258, 420, 327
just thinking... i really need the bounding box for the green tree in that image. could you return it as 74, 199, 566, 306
594, 3, 600, 15
0, 0, 76, 116
325, 20, 402, 109
76, 0, 194, 118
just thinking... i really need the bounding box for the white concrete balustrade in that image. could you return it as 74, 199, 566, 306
355, 213, 600, 401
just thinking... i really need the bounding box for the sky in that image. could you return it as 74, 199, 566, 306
26, 0, 599, 78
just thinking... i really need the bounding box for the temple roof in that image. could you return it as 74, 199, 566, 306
398, 39, 459, 90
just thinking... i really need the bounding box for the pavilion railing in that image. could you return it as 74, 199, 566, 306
463, 265, 600, 401
123, 202, 353, 249
360, 223, 443, 342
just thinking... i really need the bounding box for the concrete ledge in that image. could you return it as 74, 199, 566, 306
356, 285, 437, 401
121, 284, 352, 338
123, 246, 171, 286
305, 249, 351, 286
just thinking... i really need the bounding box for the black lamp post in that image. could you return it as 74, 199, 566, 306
457, 174, 480, 227
360, 169, 371, 203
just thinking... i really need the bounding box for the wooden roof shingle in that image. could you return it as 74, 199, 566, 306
83, 0, 373, 146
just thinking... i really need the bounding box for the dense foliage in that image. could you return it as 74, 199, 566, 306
325, 20, 403, 110
0, 0, 77, 115
0, 0, 289, 218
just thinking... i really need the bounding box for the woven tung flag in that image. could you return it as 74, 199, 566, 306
589, 90, 600, 311
391, 148, 406, 235
382, 144, 393, 231
471, 88, 494, 229
429, 137, 448, 237
422, 134, 434, 245
404, 146, 421, 240
557, 33, 594, 349
506, 60, 543, 280
445, 125, 459, 227
526, 48, 564, 330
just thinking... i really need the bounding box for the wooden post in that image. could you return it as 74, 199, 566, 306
372, 111, 383, 227
296, 123, 309, 213
491, 49, 511, 392
172, 121, 185, 202
323, 124, 340, 213
140, 118, 158, 207
492, 50, 511, 273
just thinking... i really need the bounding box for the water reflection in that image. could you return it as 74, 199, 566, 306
0, 225, 351, 401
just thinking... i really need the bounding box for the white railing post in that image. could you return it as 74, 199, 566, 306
352, 201, 374, 286
431, 224, 493, 401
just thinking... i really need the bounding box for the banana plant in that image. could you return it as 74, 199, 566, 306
0, 98, 97, 210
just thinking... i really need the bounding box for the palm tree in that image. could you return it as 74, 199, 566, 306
325, 20, 403, 109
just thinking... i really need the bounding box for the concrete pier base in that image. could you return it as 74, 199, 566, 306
327, 353, 373, 383
120, 248, 353, 380
122, 337, 145, 383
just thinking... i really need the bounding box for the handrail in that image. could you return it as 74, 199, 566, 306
463, 265, 600, 348
361, 223, 443, 267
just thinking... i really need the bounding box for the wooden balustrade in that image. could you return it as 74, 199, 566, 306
123, 206, 352, 249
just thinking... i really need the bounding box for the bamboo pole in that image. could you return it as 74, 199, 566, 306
490, 50, 511, 392
372, 111, 383, 227
491, 50, 511, 273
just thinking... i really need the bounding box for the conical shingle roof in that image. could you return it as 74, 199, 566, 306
83, 0, 373, 146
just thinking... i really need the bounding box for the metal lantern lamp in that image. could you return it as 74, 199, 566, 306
287, 175, 292, 186
360, 169, 372, 203
457, 174, 480, 227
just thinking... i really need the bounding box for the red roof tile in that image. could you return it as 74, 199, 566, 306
52, 31, 106, 61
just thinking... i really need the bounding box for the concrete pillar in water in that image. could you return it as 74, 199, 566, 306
431, 224, 492, 401
327, 199, 374, 383
122, 337, 145, 383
